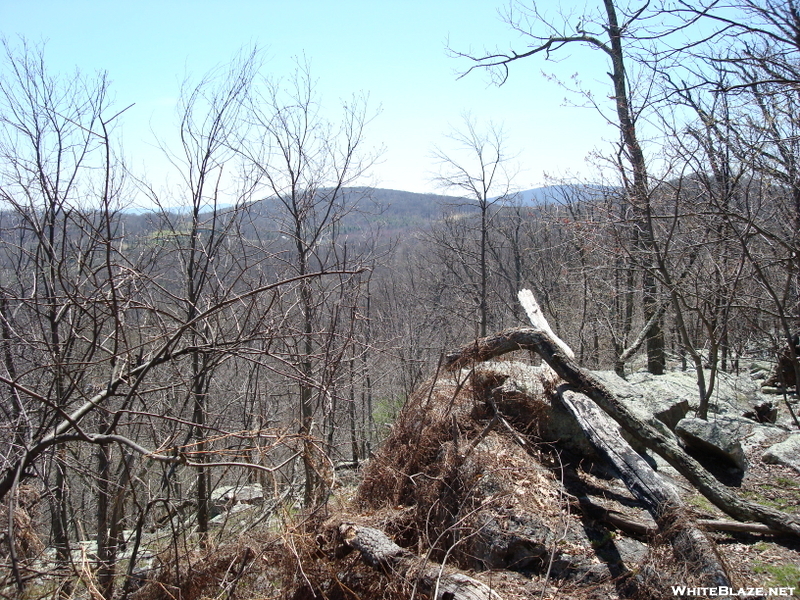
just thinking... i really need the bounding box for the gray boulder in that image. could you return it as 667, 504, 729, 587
474, 363, 785, 470
209, 502, 258, 527
474, 362, 598, 457
211, 483, 264, 504
480, 366, 691, 458
625, 369, 767, 417
675, 416, 749, 471
595, 371, 690, 431
762, 434, 800, 474
210, 483, 264, 516
592, 371, 688, 462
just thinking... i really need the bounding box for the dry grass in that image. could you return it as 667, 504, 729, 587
130, 535, 271, 600
126, 510, 428, 600
0, 486, 44, 560
358, 373, 470, 510
356, 367, 583, 580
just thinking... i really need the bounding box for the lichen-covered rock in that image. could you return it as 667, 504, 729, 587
625, 369, 767, 417
762, 434, 800, 474
475, 361, 598, 456
596, 371, 690, 431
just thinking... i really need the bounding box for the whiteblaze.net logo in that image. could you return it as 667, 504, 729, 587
671, 587, 796, 597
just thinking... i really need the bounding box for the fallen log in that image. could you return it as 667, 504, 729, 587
575, 495, 657, 537
560, 388, 730, 586
699, 520, 784, 536
445, 326, 800, 538
338, 523, 502, 600
576, 496, 784, 538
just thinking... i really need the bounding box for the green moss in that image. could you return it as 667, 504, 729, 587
739, 486, 798, 513
775, 476, 799, 487
753, 562, 800, 588
688, 494, 714, 513
589, 529, 616, 549
754, 541, 770, 552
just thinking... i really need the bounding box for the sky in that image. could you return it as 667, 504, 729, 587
1, 0, 619, 198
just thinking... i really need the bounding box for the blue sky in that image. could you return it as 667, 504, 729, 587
2, 0, 617, 196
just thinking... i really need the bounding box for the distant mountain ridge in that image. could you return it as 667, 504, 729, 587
495, 184, 616, 206
117, 184, 608, 224
336, 184, 608, 221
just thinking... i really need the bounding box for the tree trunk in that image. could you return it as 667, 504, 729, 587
96, 441, 114, 599
603, 0, 665, 374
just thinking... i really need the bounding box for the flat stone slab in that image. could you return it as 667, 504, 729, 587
762, 434, 800, 474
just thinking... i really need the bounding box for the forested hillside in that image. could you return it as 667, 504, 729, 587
3, 1, 800, 596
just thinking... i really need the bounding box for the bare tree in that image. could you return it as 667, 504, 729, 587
656, 0, 800, 403
453, 0, 667, 373
0, 39, 127, 590
0, 43, 372, 593
142, 47, 258, 545
240, 61, 376, 506
431, 115, 517, 337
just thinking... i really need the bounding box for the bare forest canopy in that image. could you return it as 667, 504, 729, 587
4, 0, 800, 595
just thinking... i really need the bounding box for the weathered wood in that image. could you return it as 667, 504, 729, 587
518, 289, 574, 360
576, 495, 784, 538
560, 389, 730, 586
445, 326, 800, 538
698, 520, 784, 536
576, 495, 657, 537
339, 523, 502, 600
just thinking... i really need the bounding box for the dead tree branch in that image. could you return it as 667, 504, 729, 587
560, 388, 730, 586
339, 523, 502, 600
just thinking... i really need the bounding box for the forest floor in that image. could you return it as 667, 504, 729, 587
690, 441, 800, 593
